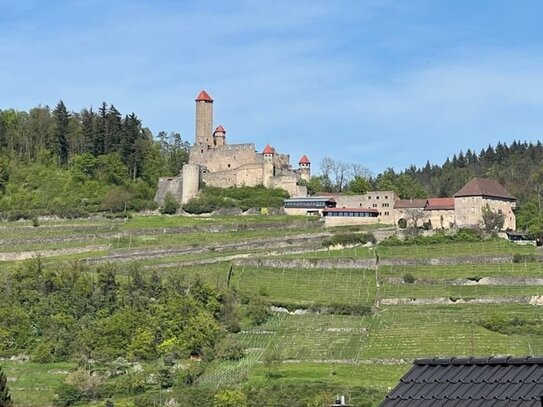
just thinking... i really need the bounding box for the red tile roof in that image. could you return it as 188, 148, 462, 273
425, 197, 455, 210
262, 144, 274, 154
454, 177, 515, 200
214, 125, 226, 133
195, 90, 213, 102
394, 199, 427, 209
299, 155, 311, 164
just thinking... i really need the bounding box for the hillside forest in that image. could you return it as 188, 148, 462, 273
1, 102, 543, 234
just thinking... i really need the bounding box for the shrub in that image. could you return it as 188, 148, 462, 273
213, 389, 247, 407
32, 341, 56, 363
323, 232, 376, 247
183, 185, 289, 214
308, 303, 373, 316
513, 253, 536, 263
380, 229, 484, 246
160, 192, 179, 215
403, 273, 416, 284
54, 384, 86, 407
215, 337, 245, 361
246, 296, 270, 325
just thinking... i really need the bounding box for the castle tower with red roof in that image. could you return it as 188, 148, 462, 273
213, 125, 226, 147
262, 144, 275, 162
298, 155, 311, 182
195, 90, 214, 148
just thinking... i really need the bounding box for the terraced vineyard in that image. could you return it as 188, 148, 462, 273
1, 214, 542, 406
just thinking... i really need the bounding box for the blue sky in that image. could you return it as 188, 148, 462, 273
1, 1, 543, 174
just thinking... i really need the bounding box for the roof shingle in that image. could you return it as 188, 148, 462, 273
195, 90, 213, 102
454, 178, 515, 200
262, 144, 275, 154
425, 198, 455, 211
394, 199, 427, 209
380, 357, 543, 407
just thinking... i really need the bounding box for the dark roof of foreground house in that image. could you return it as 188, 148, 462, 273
454, 177, 515, 200
380, 356, 543, 407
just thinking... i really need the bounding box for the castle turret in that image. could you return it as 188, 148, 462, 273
299, 155, 311, 182
195, 90, 214, 148
213, 125, 226, 147
262, 144, 275, 187
262, 144, 275, 162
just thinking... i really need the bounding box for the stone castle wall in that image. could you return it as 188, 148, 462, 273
154, 176, 183, 205
273, 153, 291, 169
271, 174, 300, 197
455, 196, 516, 230
189, 143, 259, 173
424, 209, 455, 229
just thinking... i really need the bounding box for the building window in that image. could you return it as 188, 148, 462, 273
382, 203, 389, 207
376, 196, 380, 199
227, 164, 231, 168
385, 196, 388, 199
372, 204, 377, 208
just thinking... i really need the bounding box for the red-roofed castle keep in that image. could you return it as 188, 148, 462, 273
155, 91, 310, 204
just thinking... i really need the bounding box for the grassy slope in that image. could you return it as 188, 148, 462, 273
1, 215, 543, 406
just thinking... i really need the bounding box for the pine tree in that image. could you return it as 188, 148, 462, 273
105, 105, 122, 153
52, 100, 70, 166
93, 102, 108, 156
0, 366, 12, 407
80, 108, 96, 153
120, 113, 145, 180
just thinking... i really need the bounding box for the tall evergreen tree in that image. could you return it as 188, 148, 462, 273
0, 366, 12, 407
105, 105, 122, 153
80, 108, 96, 153
121, 113, 145, 180
52, 100, 70, 166
93, 102, 108, 156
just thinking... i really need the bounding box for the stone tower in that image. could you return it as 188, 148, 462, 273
262, 144, 275, 187
213, 125, 226, 147
195, 90, 214, 148
262, 144, 274, 162
299, 155, 311, 182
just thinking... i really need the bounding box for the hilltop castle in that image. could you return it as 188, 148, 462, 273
155, 91, 310, 205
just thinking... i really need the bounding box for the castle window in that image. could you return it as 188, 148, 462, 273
201, 149, 204, 153
385, 196, 388, 199
227, 164, 231, 168
376, 196, 380, 199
